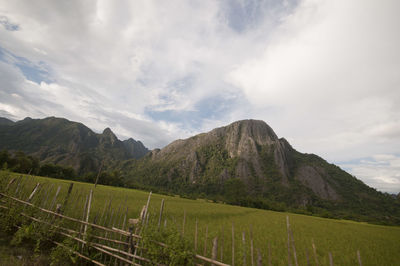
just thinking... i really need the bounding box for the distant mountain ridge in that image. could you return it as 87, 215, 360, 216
0, 116, 398, 224
118, 119, 399, 224
0, 116, 149, 173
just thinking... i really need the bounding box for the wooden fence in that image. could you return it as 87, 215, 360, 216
0, 176, 232, 265
0, 175, 364, 266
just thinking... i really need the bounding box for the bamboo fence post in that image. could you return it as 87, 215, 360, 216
37, 183, 50, 208
63, 187, 81, 218
158, 199, 164, 230
211, 236, 218, 266
232, 222, 235, 266
142, 191, 152, 226
27, 183, 40, 202
83, 189, 93, 237
60, 183, 74, 214
250, 226, 254, 266
204, 225, 209, 256
49, 186, 61, 212
329, 252, 333, 266
80, 194, 89, 251
256, 248, 262, 266
110, 201, 123, 265
13, 176, 23, 195
287, 216, 292, 266
195, 218, 198, 252
94, 160, 104, 188
242, 231, 246, 266
104, 208, 115, 264
134, 199, 149, 264
41, 184, 54, 210
312, 238, 319, 266
5, 177, 16, 191
357, 250, 362, 266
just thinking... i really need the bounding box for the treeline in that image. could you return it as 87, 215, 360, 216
0, 150, 123, 187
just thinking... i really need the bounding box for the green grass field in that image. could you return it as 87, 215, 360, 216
1, 171, 399, 266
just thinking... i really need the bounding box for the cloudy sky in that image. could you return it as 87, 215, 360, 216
0, 0, 399, 193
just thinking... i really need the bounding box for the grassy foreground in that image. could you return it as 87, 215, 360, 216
1, 171, 399, 266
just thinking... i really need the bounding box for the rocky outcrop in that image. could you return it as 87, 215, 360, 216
131, 119, 350, 203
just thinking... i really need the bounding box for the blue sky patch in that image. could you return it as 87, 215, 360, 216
146, 95, 236, 130
0, 46, 52, 84
0, 16, 19, 31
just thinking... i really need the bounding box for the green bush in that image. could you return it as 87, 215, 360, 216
141, 225, 195, 265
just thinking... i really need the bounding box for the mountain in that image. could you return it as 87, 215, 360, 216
0, 116, 149, 173
119, 119, 399, 224
0, 117, 14, 126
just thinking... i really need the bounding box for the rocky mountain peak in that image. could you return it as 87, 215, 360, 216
216, 119, 279, 158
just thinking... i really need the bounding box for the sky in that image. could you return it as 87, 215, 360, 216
0, 0, 399, 193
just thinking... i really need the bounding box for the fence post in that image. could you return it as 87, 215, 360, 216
312, 238, 319, 266
27, 183, 40, 202
203, 225, 209, 256
329, 252, 333, 266
83, 189, 93, 237
158, 199, 164, 230
257, 248, 262, 266
357, 250, 362, 266
211, 236, 218, 266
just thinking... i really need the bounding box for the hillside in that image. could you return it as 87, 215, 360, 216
0, 116, 398, 224
0, 116, 149, 173
118, 120, 400, 224
2, 172, 399, 266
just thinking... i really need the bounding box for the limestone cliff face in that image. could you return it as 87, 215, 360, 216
141, 119, 340, 201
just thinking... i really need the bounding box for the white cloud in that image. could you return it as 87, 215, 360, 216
228, 0, 400, 162
341, 154, 400, 194
0, 0, 399, 193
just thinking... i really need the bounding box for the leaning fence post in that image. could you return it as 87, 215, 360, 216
312, 238, 319, 266
290, 224, 298, 266
142, 191, 152, 225
211, 236, 218, 266
83, 189, 93, 237
329, 252, 333, 266
27, 183, 40, 202
256, 248, 262, 266
357, 250, 362, 266
203, 225, 209, 256
60, 183, 74, 214
158, 199, 164, 230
